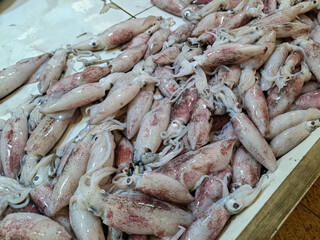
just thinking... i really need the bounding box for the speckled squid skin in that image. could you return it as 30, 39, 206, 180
115, 137, 133, 169
100, 16, 161, 50
180, 203, 230, 240
89, 75, 151, 125
72, 16, 162, 51
269, 121, 318, 157
154, 67, 179, 98
183, 0, 242, 22
134, 99, 171, 154
152, 44, 183, 65
48, 141, 91, 216
244, 85, 269, 137
267, 75, 305, 119
145, 28, 171, 58
126, 91, 154, 139
266, 108, 320, 140
25, 115, 73, 157
166, 22, 195, 46
193, 166, 232, 218
110, 44, 148, 73
151, 0, 188, 16
231, 112, 277, 172
231, 147, 261, 189
300, 81, 320, 95
263, 0, 277, 14
196, 31, 216, 46
260, 44, 290, 91
187, 98, 213, 150
192, 12, 229, 37
0, 116, 28, 179
262, 21, 311, 39
47, 66, 111, 97
196, 43, 267, 70
0, 212, 72, 240
243, 31, 277, 71
134, 171, 194, 204
222, 8, 257, 30
100, 194, 193, 237
27, 58, 50, 84
171, 85, 198, 124
52, 207, 75, 238
38, 48, 68, 94
295, 89, 320, 110
248, 1, 316, 28
29, 182, 53, 216
127, 33, 151, 49
155, 139, 236, 190
0, 53, 49, 99
42, 82, 106, 113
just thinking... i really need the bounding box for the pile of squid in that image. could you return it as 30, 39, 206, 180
2, 0, 320, 239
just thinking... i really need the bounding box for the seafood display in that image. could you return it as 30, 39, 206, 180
2, 0, 320, 239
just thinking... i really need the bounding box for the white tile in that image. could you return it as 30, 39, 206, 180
0, 0, 130, 69
135, 6, 185, 31
112, 0, 153, 16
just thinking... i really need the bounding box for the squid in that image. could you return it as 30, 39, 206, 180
155, 139, 236, 190
89, 74, 159, 125
20, 111, 76, 187
133, 98, 171, 164
71, 16, 162, 51
0, 212, 72, 239
77, 168, 193, 237
181, 174, 269, 240
38, 48, 68, 94
41, 73, 124, 114
0, 110, 28, 179
270, 120, 320, 157
0, 53, 49, 99
111, 171, 194, 204
266, 108, 320, 140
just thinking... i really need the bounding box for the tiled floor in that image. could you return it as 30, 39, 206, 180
272, 176, 320, 239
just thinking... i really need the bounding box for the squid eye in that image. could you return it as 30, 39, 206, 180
225, 198, 243, 214
233, 203, 240, 209
32, 174, 43, 186
184, 11, 191, 18
91, 41, 99, 49
126, 177, 134, 187
172, 120, 180, 127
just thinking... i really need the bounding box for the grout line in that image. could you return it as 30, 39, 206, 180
134, 5, 155, 17
111, 2, 135, 17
